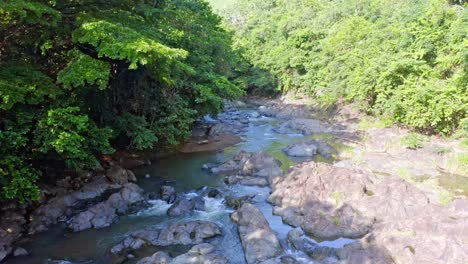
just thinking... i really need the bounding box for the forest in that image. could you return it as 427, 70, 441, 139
212, 0, 467, 133
1, 0, 467, 203
0, 0, 246, 202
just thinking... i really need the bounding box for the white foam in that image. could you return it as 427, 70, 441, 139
135, 199, 171, 216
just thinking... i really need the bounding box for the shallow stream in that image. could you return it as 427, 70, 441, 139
7, 108, 353, 264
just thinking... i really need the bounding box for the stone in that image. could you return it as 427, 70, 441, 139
231, 203, 282, 264
167, 198, 194, 217
225, 195, 255, 209
172, 243, 228, 264
111, 221, 222, 254
210, 151, 283, 187
160, 186, 177, 204
137, 251, 172, 264
69, 183, 144, 232
13, 247, 28, 257
106, 165, 137, 184
270, 161, 468, 264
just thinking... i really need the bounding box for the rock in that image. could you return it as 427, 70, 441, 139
225, 195, 255, 209
270, 161, 468, 264
160, 186, 177, 204
269, 163, 375, 238
13, 247, 28, 257
283, 142, 317, 157
287, 229, 335, 261
69, 183, 144, 232
210, 151, 283, 187
224, 175, 269, 187
172, 243, 228, 264
281, 119, 328, 135
137, 251, 172, 264
192, 196, 206, 211
231, 203, 282, 264
111, 221, 222, 254
280, 256, 300, 264
28, 176, 121, 234
167, 198, 194, 217
106, 165, 137, 184
197, 140, 210, 145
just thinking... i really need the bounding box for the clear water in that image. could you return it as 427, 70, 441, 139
6, 108, 350, 264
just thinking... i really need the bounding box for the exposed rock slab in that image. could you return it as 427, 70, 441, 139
269, 161, 468, 264
69, 183, 144, 232
209, 151, 282, 187
111, 221, 222, 254
231, 203, 282, 264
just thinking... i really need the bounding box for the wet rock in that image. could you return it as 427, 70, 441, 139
111, 221, 222, 254
231, 203, 282, 264
106, 165, 137, 184
287, 229, 336, 261
137, 251, 172, 264
167, 198, 194, 217
172, 243, 228, 264
224, 175, 269, 187
160, 186, 177, 204
69, 183, 144, 232
210, 151, 283, 187
13, 247, 28, 257
280, 256, 300, 264
225, 195, 255, 209
28, 176, 121, 234
192, 196, 206, 211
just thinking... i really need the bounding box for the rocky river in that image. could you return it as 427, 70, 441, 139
2, 100, 467, 264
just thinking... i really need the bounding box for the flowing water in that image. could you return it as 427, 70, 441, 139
7, 108, 353, 264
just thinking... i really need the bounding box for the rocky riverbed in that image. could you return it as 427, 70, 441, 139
1, 98, 467, 264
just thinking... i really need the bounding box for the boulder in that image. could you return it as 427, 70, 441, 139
13, 247, 28, 257
225, 195, 255, 210
283, 140, 333, 159
210, 151, 283, 187
172, 243, 228, 264
28, 176, 121, 234
287, 229, 335, 261
160, 186, 177, 203
111, 221, 222, 254
283, 142, 317, 157
270, 161, 468, 264
106, 165, 137, 184
69, 183, 144, 232
231, 203, 282, 264
137, 251, 172, 264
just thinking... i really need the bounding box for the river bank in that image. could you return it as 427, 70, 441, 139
1, 98, 467, 264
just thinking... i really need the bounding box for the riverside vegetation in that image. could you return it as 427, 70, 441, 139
0, 1, 467, 263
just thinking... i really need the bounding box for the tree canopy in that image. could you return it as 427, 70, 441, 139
212, 0, 467, 134
0, 0, 244, 202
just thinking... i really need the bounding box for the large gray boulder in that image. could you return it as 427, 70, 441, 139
269, 162, 468, 264
111, 221, 222, 254
69, 183, 144, 232
231, 203, 282, 264
283, 140, 332, 159
171, 243, 228, 264
28, 176, 122, 234
209, 151, 283, 187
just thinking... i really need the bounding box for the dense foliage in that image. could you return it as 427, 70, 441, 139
211, 0, 467, 133
0, 0, 244, 202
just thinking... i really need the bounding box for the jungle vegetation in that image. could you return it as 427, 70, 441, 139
1, 0, 467, 203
